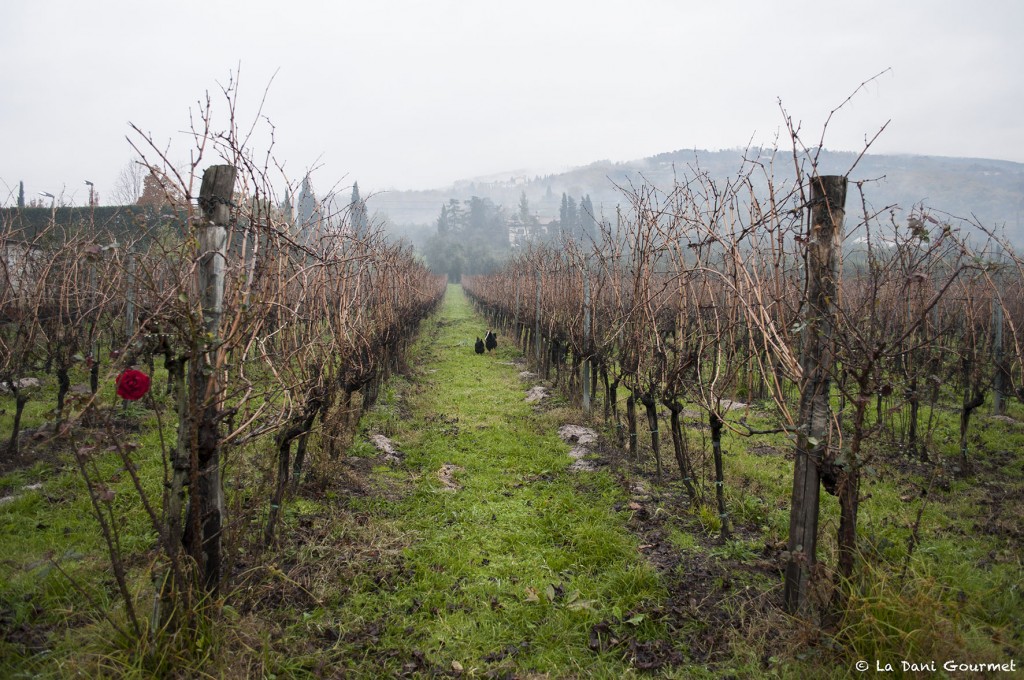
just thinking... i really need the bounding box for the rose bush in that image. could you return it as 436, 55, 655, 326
115, 369, 151, 401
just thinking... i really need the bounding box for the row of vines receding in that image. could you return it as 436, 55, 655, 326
0, 85, 445, 662
463, 140, 1023, 617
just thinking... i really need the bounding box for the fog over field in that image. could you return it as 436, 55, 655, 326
2, 0, 1023, 207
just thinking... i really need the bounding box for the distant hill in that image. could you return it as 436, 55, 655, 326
367, 149, 1024, 243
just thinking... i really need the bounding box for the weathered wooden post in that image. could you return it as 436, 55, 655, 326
89, 262, 100, 394
784, 174, 846, 614
534, 269, 542, 366
514, 278, 521, 346
582, 260, 592, 414
193, 164, 236, 593
125, 252, 136, 341
992, 246, 1007, 415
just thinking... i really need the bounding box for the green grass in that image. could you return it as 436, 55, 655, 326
308, 285, 668, 677
2, 284, 1023, 678
318, 286, 1023, 677
0, 409, 169, 677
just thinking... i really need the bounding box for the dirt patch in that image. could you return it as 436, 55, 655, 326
588, 619, 684, 670
228, 447, 416, 656
568, 458, 599, 472
425, 413, 460, 436
0, 427, 67, 478
436, 464, 463, 491
369, 434, 404, 465
988, 414, 1020, 426
632, 511, 784, 666
0, 377, 42, 393
593, 439, 791, 672
0, 482, 43, 506
719, 399, 751, 413
0, 602, 52, 659
557, 425, 598, 446
524, 386, 549, 403
558, 425, 601, 472
566, 446, 589, 461
973, 476, 1024, 552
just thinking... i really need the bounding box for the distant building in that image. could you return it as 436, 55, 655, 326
1, 237, 43, 303
509, 218, 551, 248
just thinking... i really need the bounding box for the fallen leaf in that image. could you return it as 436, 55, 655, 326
566, 598, 596, 611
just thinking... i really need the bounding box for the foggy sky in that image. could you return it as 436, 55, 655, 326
2, 0, 1022, 206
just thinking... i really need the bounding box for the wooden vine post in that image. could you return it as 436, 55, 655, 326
784, 174, 846, 614
193, 164, 236, 593
514, 278, 521, 344
992, 246, 1007, 415
534, 269, 542, 365
582, 259, 592, 414
125, 252, 136, 341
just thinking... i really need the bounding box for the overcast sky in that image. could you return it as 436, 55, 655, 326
2, 0, 1022, 205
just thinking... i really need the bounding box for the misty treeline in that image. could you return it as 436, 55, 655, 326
423, 190, 599, 281
463, 134, 1023, 616
0, 81, 444, 661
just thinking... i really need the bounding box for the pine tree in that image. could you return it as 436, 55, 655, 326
446, 199, 465, 232
17, 181, 25, 209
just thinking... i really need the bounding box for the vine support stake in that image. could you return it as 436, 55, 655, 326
992, 244, 1007, 415
582, 258, 591, 414
784, 174, 846, 615
534, 269, 542, 366
194, 163, 236, 593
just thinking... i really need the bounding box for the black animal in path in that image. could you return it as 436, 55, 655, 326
474, 337, 485, 354
484, 330, 497, 353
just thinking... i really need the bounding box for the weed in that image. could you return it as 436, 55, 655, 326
696, 503, 722, 536
711, 539, 761, 562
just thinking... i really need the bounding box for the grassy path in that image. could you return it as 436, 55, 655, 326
331, 285, 666, 677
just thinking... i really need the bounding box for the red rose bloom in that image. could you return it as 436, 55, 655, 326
116, 369, 151, 401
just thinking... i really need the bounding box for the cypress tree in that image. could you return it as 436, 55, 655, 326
580, 195, 596, 243
437, 203, 450, 235
566, 195, 578, 240
559, 193, 569, 238
351, 182, 369, 238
